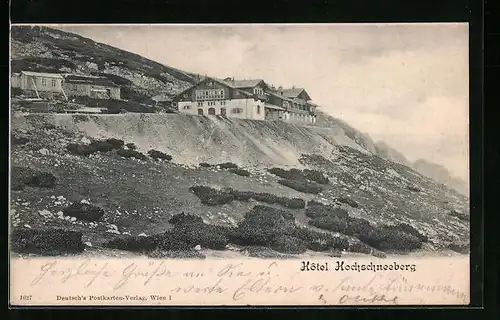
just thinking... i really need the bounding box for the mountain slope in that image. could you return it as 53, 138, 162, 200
10, 26, 197, 103
10, 113, 470, 258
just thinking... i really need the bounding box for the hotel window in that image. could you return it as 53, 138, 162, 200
184, 105, 191, 110
231, 108, 243, 114
220, 101, 226, 105
51, 79, 57, 87
257, 105, 261, 114
41, 78, 47, 86
197, 102, 203, 107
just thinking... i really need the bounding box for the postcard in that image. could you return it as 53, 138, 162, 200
9, 23, 470, 306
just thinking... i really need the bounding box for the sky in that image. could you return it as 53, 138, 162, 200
55, 23, 469, 182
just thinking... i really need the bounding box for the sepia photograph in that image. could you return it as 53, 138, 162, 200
9, 23, 470, 306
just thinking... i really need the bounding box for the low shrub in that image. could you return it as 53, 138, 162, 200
407, 185, 422, 192
337, 197, 359, 208
11, 134, 29, 146
168, 212, 204, 226
217, 162, 238, 169
384, 223, 429, 242
235, 205, 296, 246
302, 169, 330, 184
148, 149, 172, 161
10, 166, 56, 190
66, 143, 95, 156
270, 235, 307, 254
125, 142, 137, 150
308, 215, 349, 234
11, 228, 85, 256
199, 162, 212, 168
278, 179, 324, 194
345, 217, 375, 237
63, 202, 105, 222
288, 227, 349, 251
449, 209, 469, 222
173, 223, 229, 250
229, 189, 306, 209
229, 168, 251, 177
29, 171, 56, 188
305, 202, 349, 219
105, 138, 124, 149
147, 249, 206, 259
117, 149, 148, 160
189, 186, 235, 206
357, 226, 423, 252
104, 235, 161, 252
89, 141, 114, 153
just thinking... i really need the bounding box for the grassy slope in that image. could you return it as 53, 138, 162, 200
10, 114, 469, 258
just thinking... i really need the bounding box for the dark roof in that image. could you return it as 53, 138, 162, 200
64, 75, 119, 88
222, 79, 265, 88
281, 87, 310, 100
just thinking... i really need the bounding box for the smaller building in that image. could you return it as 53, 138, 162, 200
63, 75, 120, 100
11, 71, 64, 94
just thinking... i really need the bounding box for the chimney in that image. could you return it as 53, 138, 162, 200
232, 76, 235, 81
278, 86, 283, 96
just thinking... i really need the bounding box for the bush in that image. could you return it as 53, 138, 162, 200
270, 235, 307, 254
104, 235, 162, 253
89, 141, 114, 153
345, 217, 375, 237
302, 169, 330, 184
288, 227, 349, 251
11, 228, 85, 256
384, 223, 429, 242
147, 249, 206, 259
11, 166, 56, 190
148, 149, 172, 161
217, 162, 238, 169
357, 226, 423, 252
449, 210, 469, 222
11, 134, 29, 146
117, 149, 148, 160
229, 168, 251, 177
189, 186, 234, 206
66, 143, 95, 156
337, 197, 359, 208
29, 171, 56, 188
199, 162, 212, 168
125, 142, 137, 150
168, 212, 203, 226
407, 185, 422, 192
278, 179, 324, 194
63, 202, 105, 222
305, 202, 349, 219
173, 223, 229, 250
105, 138, 124, 149
229, 189, 306, 209
308, 215, 349, 234
235, 205, 296, 246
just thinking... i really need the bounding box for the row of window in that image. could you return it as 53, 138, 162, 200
182, 105, 243, 114
195, 101, 226, 107
40, 78, 58, 87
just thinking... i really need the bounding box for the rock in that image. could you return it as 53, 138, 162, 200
81, 137, 91, 144
64, 216, 70, 221
138, 233, 147, 237
56, 211, 63, 216
70, 217, 77, 222
80, 199, 91, 204
84, 241, 92, 247
194, 245, 202, 251
24, 224, 32, 229
38, 209, 52, 216
106, 229, 121, 235
38, 148, 50, 155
